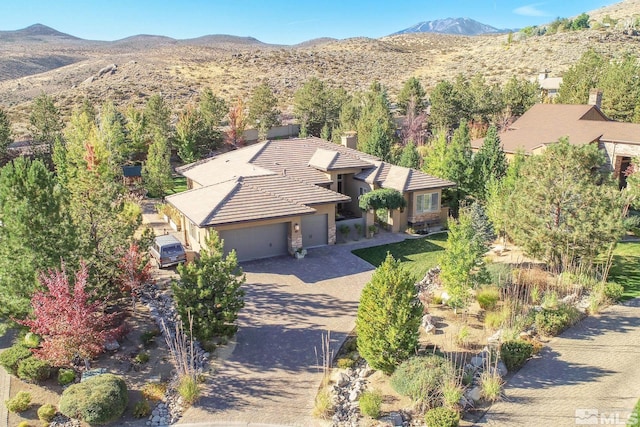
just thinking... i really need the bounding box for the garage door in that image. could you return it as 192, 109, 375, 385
302, 214, 328, 248
219, 223, 288, 262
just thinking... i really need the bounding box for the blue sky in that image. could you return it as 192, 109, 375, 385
1, 0, 617, 45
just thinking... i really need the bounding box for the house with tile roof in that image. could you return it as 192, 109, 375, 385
166, 135, 455, 261
470, 91, 640, 189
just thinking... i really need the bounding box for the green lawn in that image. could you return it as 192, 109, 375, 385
608, 241, 640, 300
166, 176, 187, 195
628, 398, 640, 426
352, 232, 448, 279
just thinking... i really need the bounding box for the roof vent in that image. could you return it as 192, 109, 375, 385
282, 168, 287, 176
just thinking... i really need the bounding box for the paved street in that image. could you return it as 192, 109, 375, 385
477, 298, 640, 426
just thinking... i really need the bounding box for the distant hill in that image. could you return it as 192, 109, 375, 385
0, 23, 79, 40
394, 18, 509, 36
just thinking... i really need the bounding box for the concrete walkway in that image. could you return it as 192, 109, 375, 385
477, 298, 640, 426
178, 232, 408, 426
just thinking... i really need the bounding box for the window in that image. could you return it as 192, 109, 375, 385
188, 221, 199, 242
416, 192, 439, 213
359, 187, 369, 196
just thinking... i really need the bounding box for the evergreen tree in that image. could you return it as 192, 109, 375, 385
96, 101, 127, 180
29, 93, 64, 155
356, 253, 422, 374
248, 82, 281, 140
0, 107, 13, 160
485, 150, 525, 242
124, 105, 147, 160
144, 94, 172, 139
397, 141, 421, 169
472, 125, 507, 200
397, 77, 426, 116
438, 209, 487, 310
446, 122, 474, 209
293, 77, 344, 137
502, 76, 540, 117
175, 107, 208, 163
172, 232, 246, 341
0, 157, 76, 330
556, 49, 606, 105
143, 131, 173, 197
199, 88, 227, 133
509, 138, 626, 269
600, 53, 640, 123
468, 74, 504, 124
357, 82, 395, 161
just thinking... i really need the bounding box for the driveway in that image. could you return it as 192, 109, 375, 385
178, 234, 407, 426
477, 298, 640, 426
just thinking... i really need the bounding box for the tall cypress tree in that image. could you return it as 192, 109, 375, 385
473, 125, 507, 200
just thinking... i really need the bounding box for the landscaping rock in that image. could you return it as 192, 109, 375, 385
466, 386, 482, 402
104, 339, 120, 351
380, 412, 405, 426
337, 372, 350, 387
497, 360, 508, 377
471, 355, 484, 368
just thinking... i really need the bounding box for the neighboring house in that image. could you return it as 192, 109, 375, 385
166, 136, 454, 261
471, 90, 640, 189
537, 69, 562, 99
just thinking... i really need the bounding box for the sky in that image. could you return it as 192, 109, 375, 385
0, 0, 618, 45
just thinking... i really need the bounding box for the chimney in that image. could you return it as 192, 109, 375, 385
538, 69, 549, 82
341, 131, 358, 150
588, 89, 603, 108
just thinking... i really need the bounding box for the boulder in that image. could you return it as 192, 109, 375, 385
104, 339, 120, 351
470, 355, 484, 368
336, 372, 349, 387
466, 386, 482, 402
497, 360, 508, 377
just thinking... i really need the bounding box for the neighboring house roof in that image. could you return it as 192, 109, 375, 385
355, 162, 455, 192
469, 103, 640, 154
539, 77, 562, 91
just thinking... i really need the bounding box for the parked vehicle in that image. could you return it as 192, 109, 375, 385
150, 235, 186, 268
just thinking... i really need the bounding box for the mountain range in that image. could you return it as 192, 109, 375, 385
393, 18, 510, 36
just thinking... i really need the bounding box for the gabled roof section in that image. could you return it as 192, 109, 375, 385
249, 137, 378, 184
177, 143, 274, 186
355, 162, 455, 192
165, 177, 317, 227
469, 103, 628, 154
308, 148, 339, 171
242, 175, 350, 206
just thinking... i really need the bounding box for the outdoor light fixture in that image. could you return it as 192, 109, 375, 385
294, 223, 300, 232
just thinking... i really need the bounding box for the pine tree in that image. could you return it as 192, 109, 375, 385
143, 131, 173, 197
172, 232, 246, 341
472, 125, 507, 200
397, 77, 426, 116
248, 82, 281, 140
0, 107, 13, 160
356, 253, 422, 374
447, 121, 474, 210
29, 93, 64, 156
0, 157, 76, 330
357, 83, 395, 161
397, 141, 421, 169
556, 49, 606, 105
509, 138, 626, 269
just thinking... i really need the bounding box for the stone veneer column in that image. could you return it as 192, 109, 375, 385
288, 219, 303, 254
328, 224, 336, 245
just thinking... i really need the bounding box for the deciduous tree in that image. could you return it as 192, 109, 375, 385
172, 232, 246, 341
118, 243, 152, 309
356, 253, 421, 374
18, 262, 119, 367
226, 98, 247, 147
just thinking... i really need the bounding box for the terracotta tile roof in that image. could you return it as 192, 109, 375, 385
470, 103, 640, 154
166, 176, 317, 227
249, 137, 377, 184
355, 162, 455, 192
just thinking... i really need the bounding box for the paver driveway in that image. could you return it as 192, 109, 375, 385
178, 234, 406, 426
477, 298, 640, 426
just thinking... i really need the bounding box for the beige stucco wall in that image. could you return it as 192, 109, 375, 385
407, 189, 445, 224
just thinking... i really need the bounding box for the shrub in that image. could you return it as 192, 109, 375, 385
431, 295, 444, 305
177, 375, 200, 406
500, 340, 534, 371
58, 368, 76, 386
38, 403, 57, 423
312, 387, 332, 419
140, 329, 159, 348
480, 371, 503, 402
134, 351, 150, 364
391, 355, 452, 410
484, 306, 510, 330
534, 304, 581, 336
142, 381, 167, 402
455, 325, 472, 348
17, 356, 51, 382
5, 391, 32, 413
424, 407, 460, 427
603, 282, 624, 301
336, 357, 355, 369
133, 399, 151, 418
17, 422, 31, 427
477, 287, 500, 310
59, 374, 128, 425
359, 390, 382, 418
23, 332, 41, 348
0, 343, 32, 375
441, 380, 464, 410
